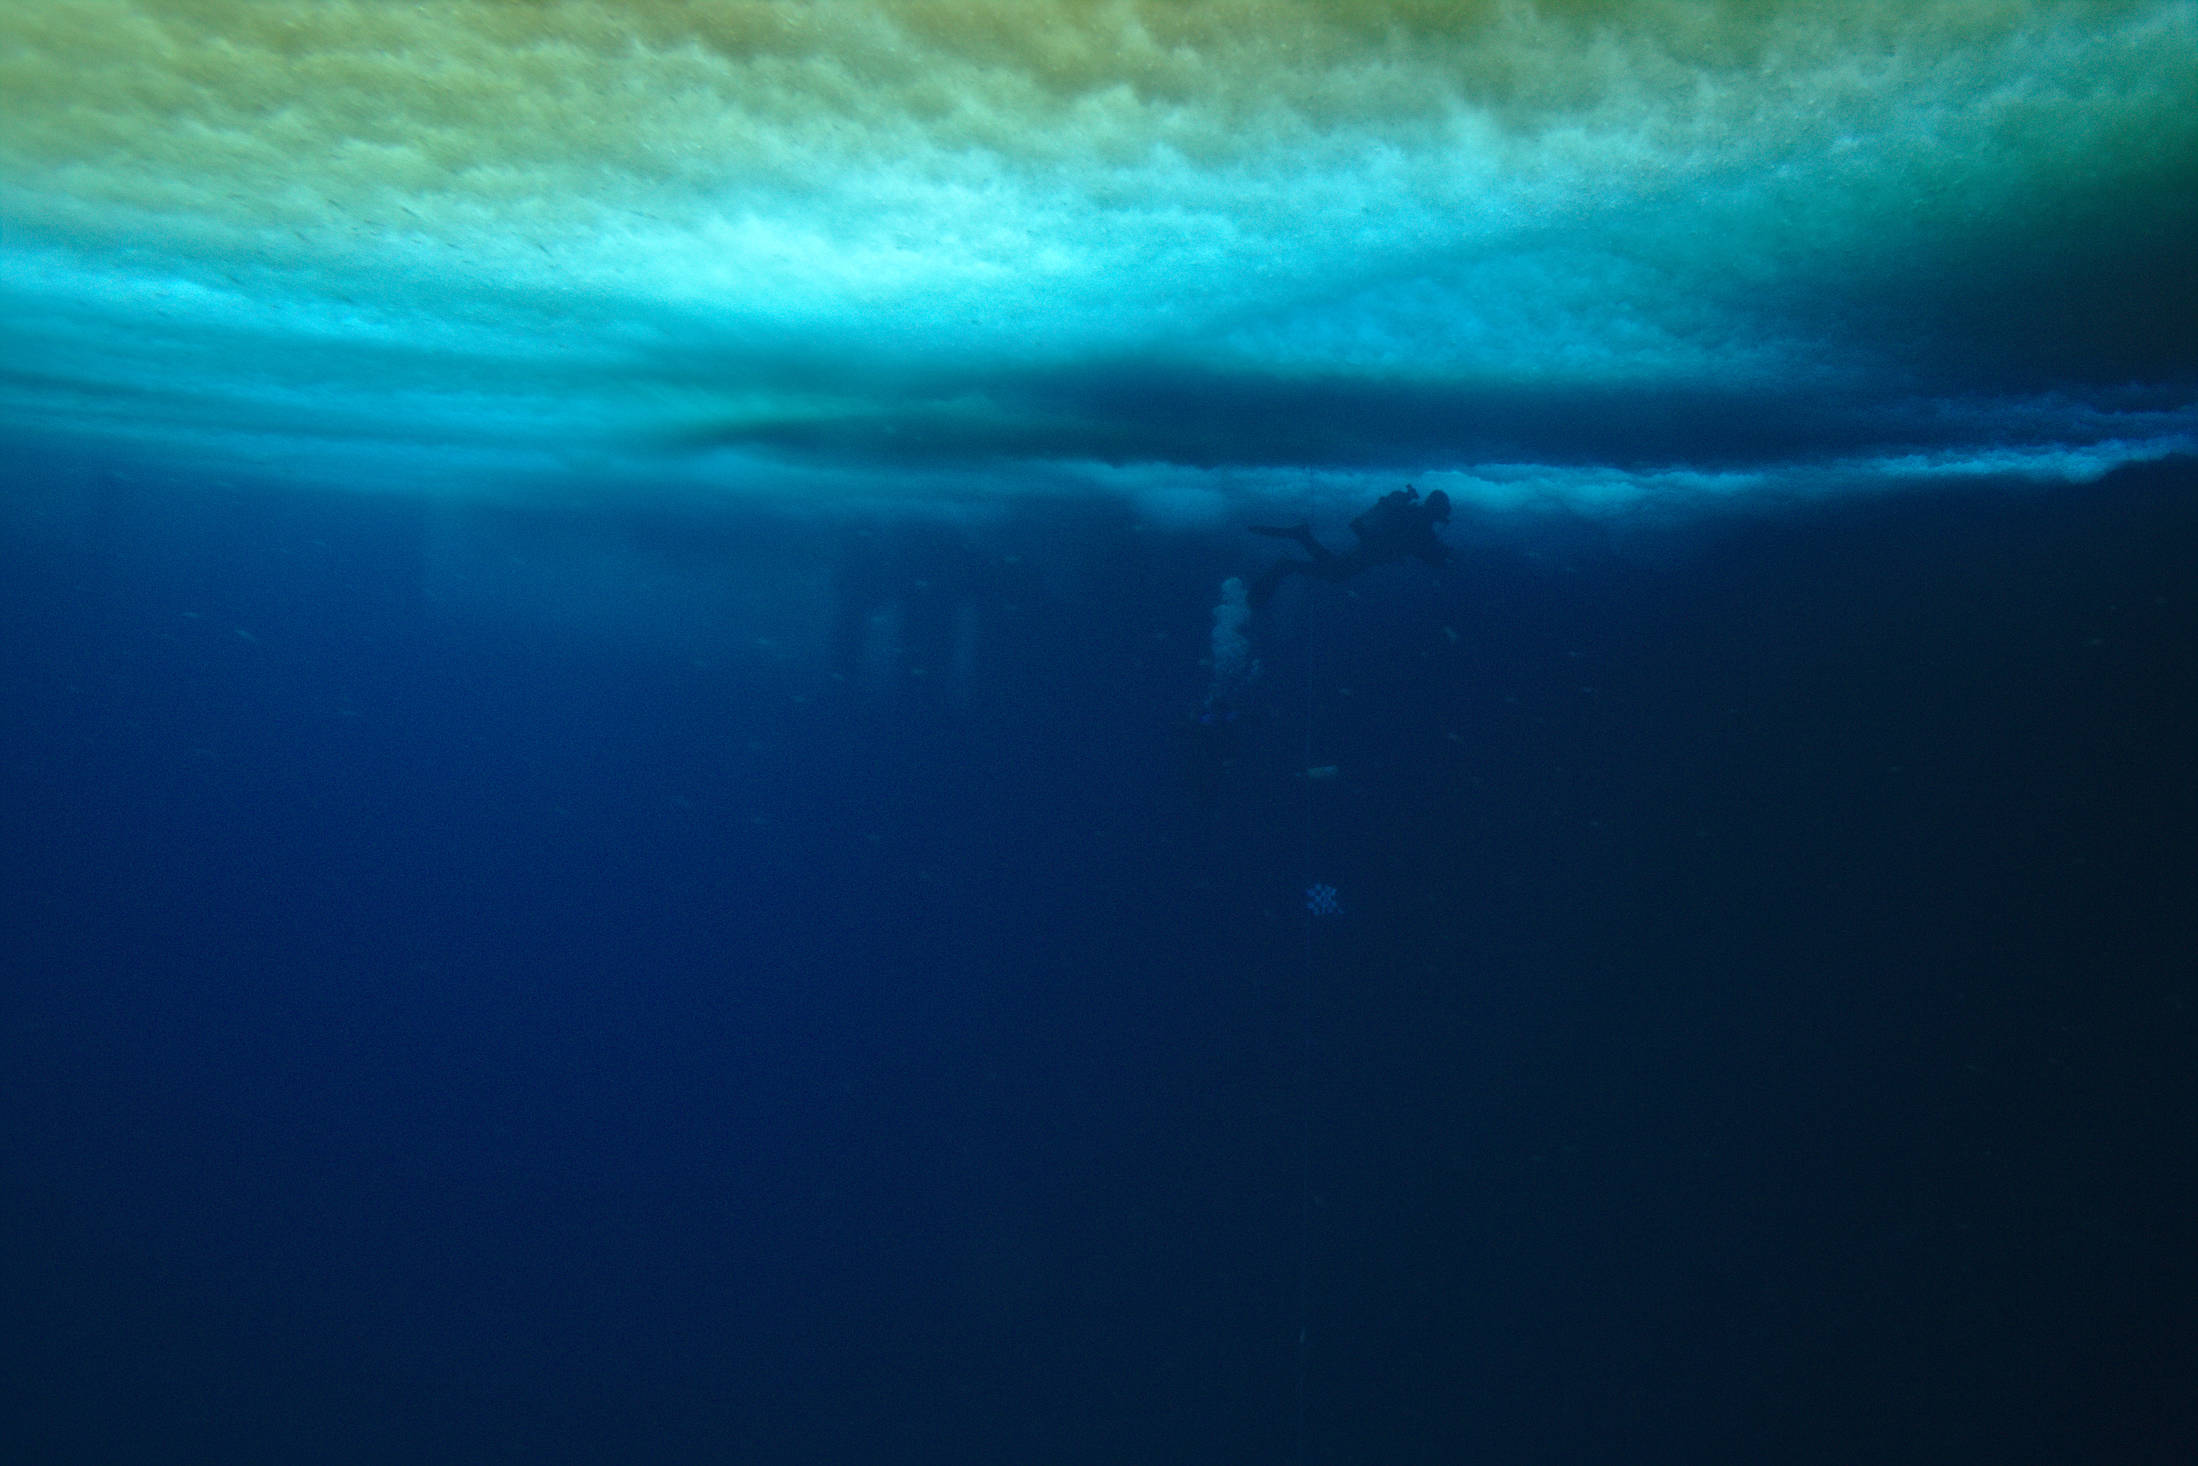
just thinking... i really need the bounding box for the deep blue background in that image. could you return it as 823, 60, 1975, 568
4, 452, 2195, 1463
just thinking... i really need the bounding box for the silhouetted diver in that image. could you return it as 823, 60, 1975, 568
1247, 485, 1451, 607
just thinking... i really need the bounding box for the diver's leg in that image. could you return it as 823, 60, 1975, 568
1249, 524, 1338, 565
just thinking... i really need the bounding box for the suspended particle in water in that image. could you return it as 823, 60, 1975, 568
1305, 884, 1342, 917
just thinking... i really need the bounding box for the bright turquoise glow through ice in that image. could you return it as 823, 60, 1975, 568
2, 2, 2191, 518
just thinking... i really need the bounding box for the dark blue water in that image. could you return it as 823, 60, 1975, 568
5, 453, 2195, 1463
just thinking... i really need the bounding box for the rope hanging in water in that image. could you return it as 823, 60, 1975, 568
1292, 476, 1323, 1466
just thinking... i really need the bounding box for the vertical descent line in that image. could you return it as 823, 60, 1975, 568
1294, 475, 1320, 1466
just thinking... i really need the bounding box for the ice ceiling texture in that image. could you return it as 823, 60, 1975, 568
2, 1, 2192, 513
